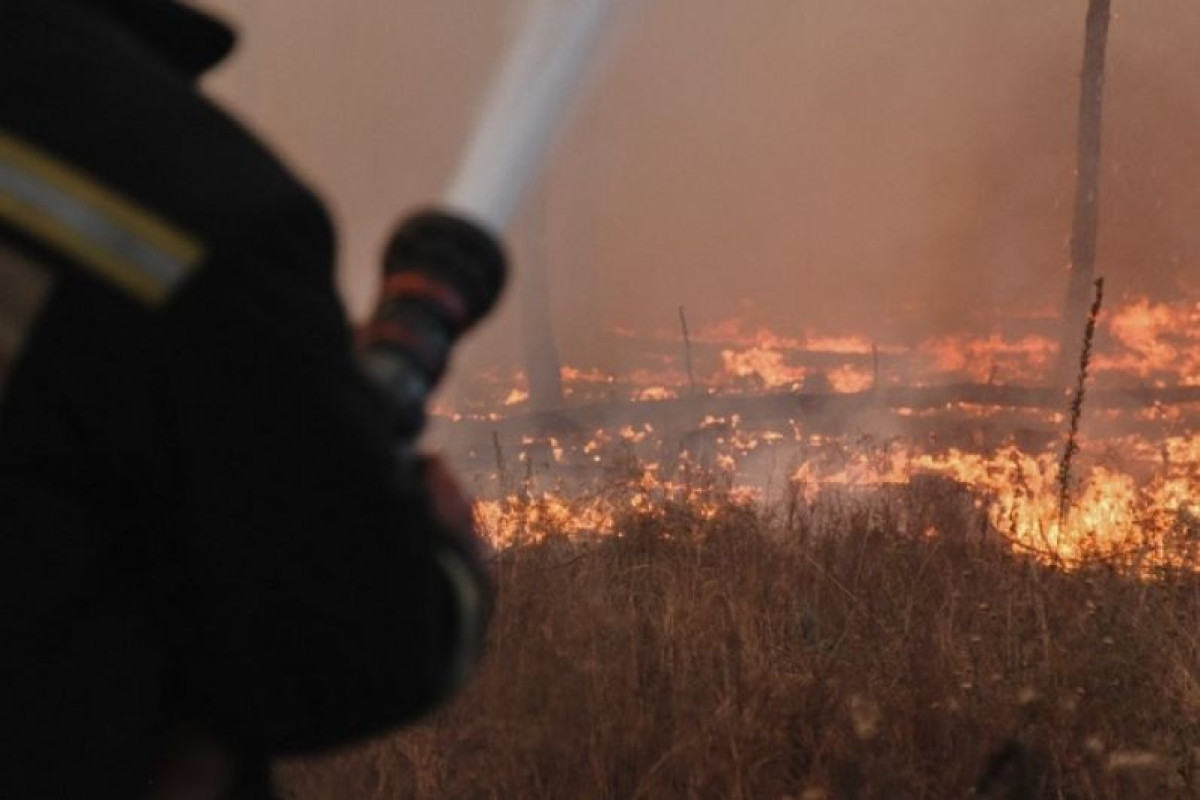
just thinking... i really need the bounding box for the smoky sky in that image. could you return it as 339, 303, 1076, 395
193, 0, 1200, 381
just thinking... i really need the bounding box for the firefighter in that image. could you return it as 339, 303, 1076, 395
0, 0, 497, 797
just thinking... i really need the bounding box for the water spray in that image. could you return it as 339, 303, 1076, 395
444, 0, 623, 235
362, 0, 624, 434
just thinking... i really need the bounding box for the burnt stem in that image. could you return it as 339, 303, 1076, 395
1057, 277, 1105, 524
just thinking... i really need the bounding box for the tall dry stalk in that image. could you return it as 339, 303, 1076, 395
1057, 277, 1105, 522
492, 430, 509, 495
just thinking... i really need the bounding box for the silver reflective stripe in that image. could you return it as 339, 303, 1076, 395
0, 158, 189, 291
0, 130, 204, 306
0, 243, 52, 402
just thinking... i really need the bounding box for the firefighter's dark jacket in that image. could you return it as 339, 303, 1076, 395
0, 0, 487, 796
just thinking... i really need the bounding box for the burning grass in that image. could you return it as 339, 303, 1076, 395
470, 419, 1200, 575
279, 287, 1200, 796
277, 470, 1200, 799
444, 294, 1200, 412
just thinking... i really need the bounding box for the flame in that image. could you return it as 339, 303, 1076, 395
696, 317, 801, 349
475, 430, 1200, 573
1095, 297, 1200, 383
917, 333, 1058, 383
635, 386, 678, 401
444, 293, 1200, 574
559, 366, 613, 384
719, 346, 807, 389
503, 387, 530, 406
452, 295, 1199, 410
828, 364, 875, 393
803, 333, 875, 355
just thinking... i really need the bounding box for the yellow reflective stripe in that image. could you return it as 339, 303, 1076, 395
0, 187, 161, 303
0, 130, 204, 306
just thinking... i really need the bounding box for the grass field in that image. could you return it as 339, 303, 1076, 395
277, 473, 1200, 799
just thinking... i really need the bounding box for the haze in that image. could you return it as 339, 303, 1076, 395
193, 0, 1200, 382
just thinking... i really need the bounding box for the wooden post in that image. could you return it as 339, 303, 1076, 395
522, 190, 565, 412
1058, 0, 1113, 382
871, 343, 880, 392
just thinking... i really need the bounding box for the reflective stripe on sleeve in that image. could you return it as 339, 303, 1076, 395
0, 130, 204, 306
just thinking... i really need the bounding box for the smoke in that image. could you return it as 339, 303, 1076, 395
195, 0, 1200, 386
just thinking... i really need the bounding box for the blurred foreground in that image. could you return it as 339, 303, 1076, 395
276, 472, 1199, 799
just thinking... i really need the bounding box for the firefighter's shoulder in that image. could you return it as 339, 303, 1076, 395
0, 2, 334, 309
0, 128, 205, 309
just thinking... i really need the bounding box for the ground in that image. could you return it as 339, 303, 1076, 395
276, 477, 1200, 799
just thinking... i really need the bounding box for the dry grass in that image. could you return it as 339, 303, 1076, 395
277, 478, 1200, 799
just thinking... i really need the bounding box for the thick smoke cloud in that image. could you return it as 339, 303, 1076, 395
195, 0, 1200, 381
